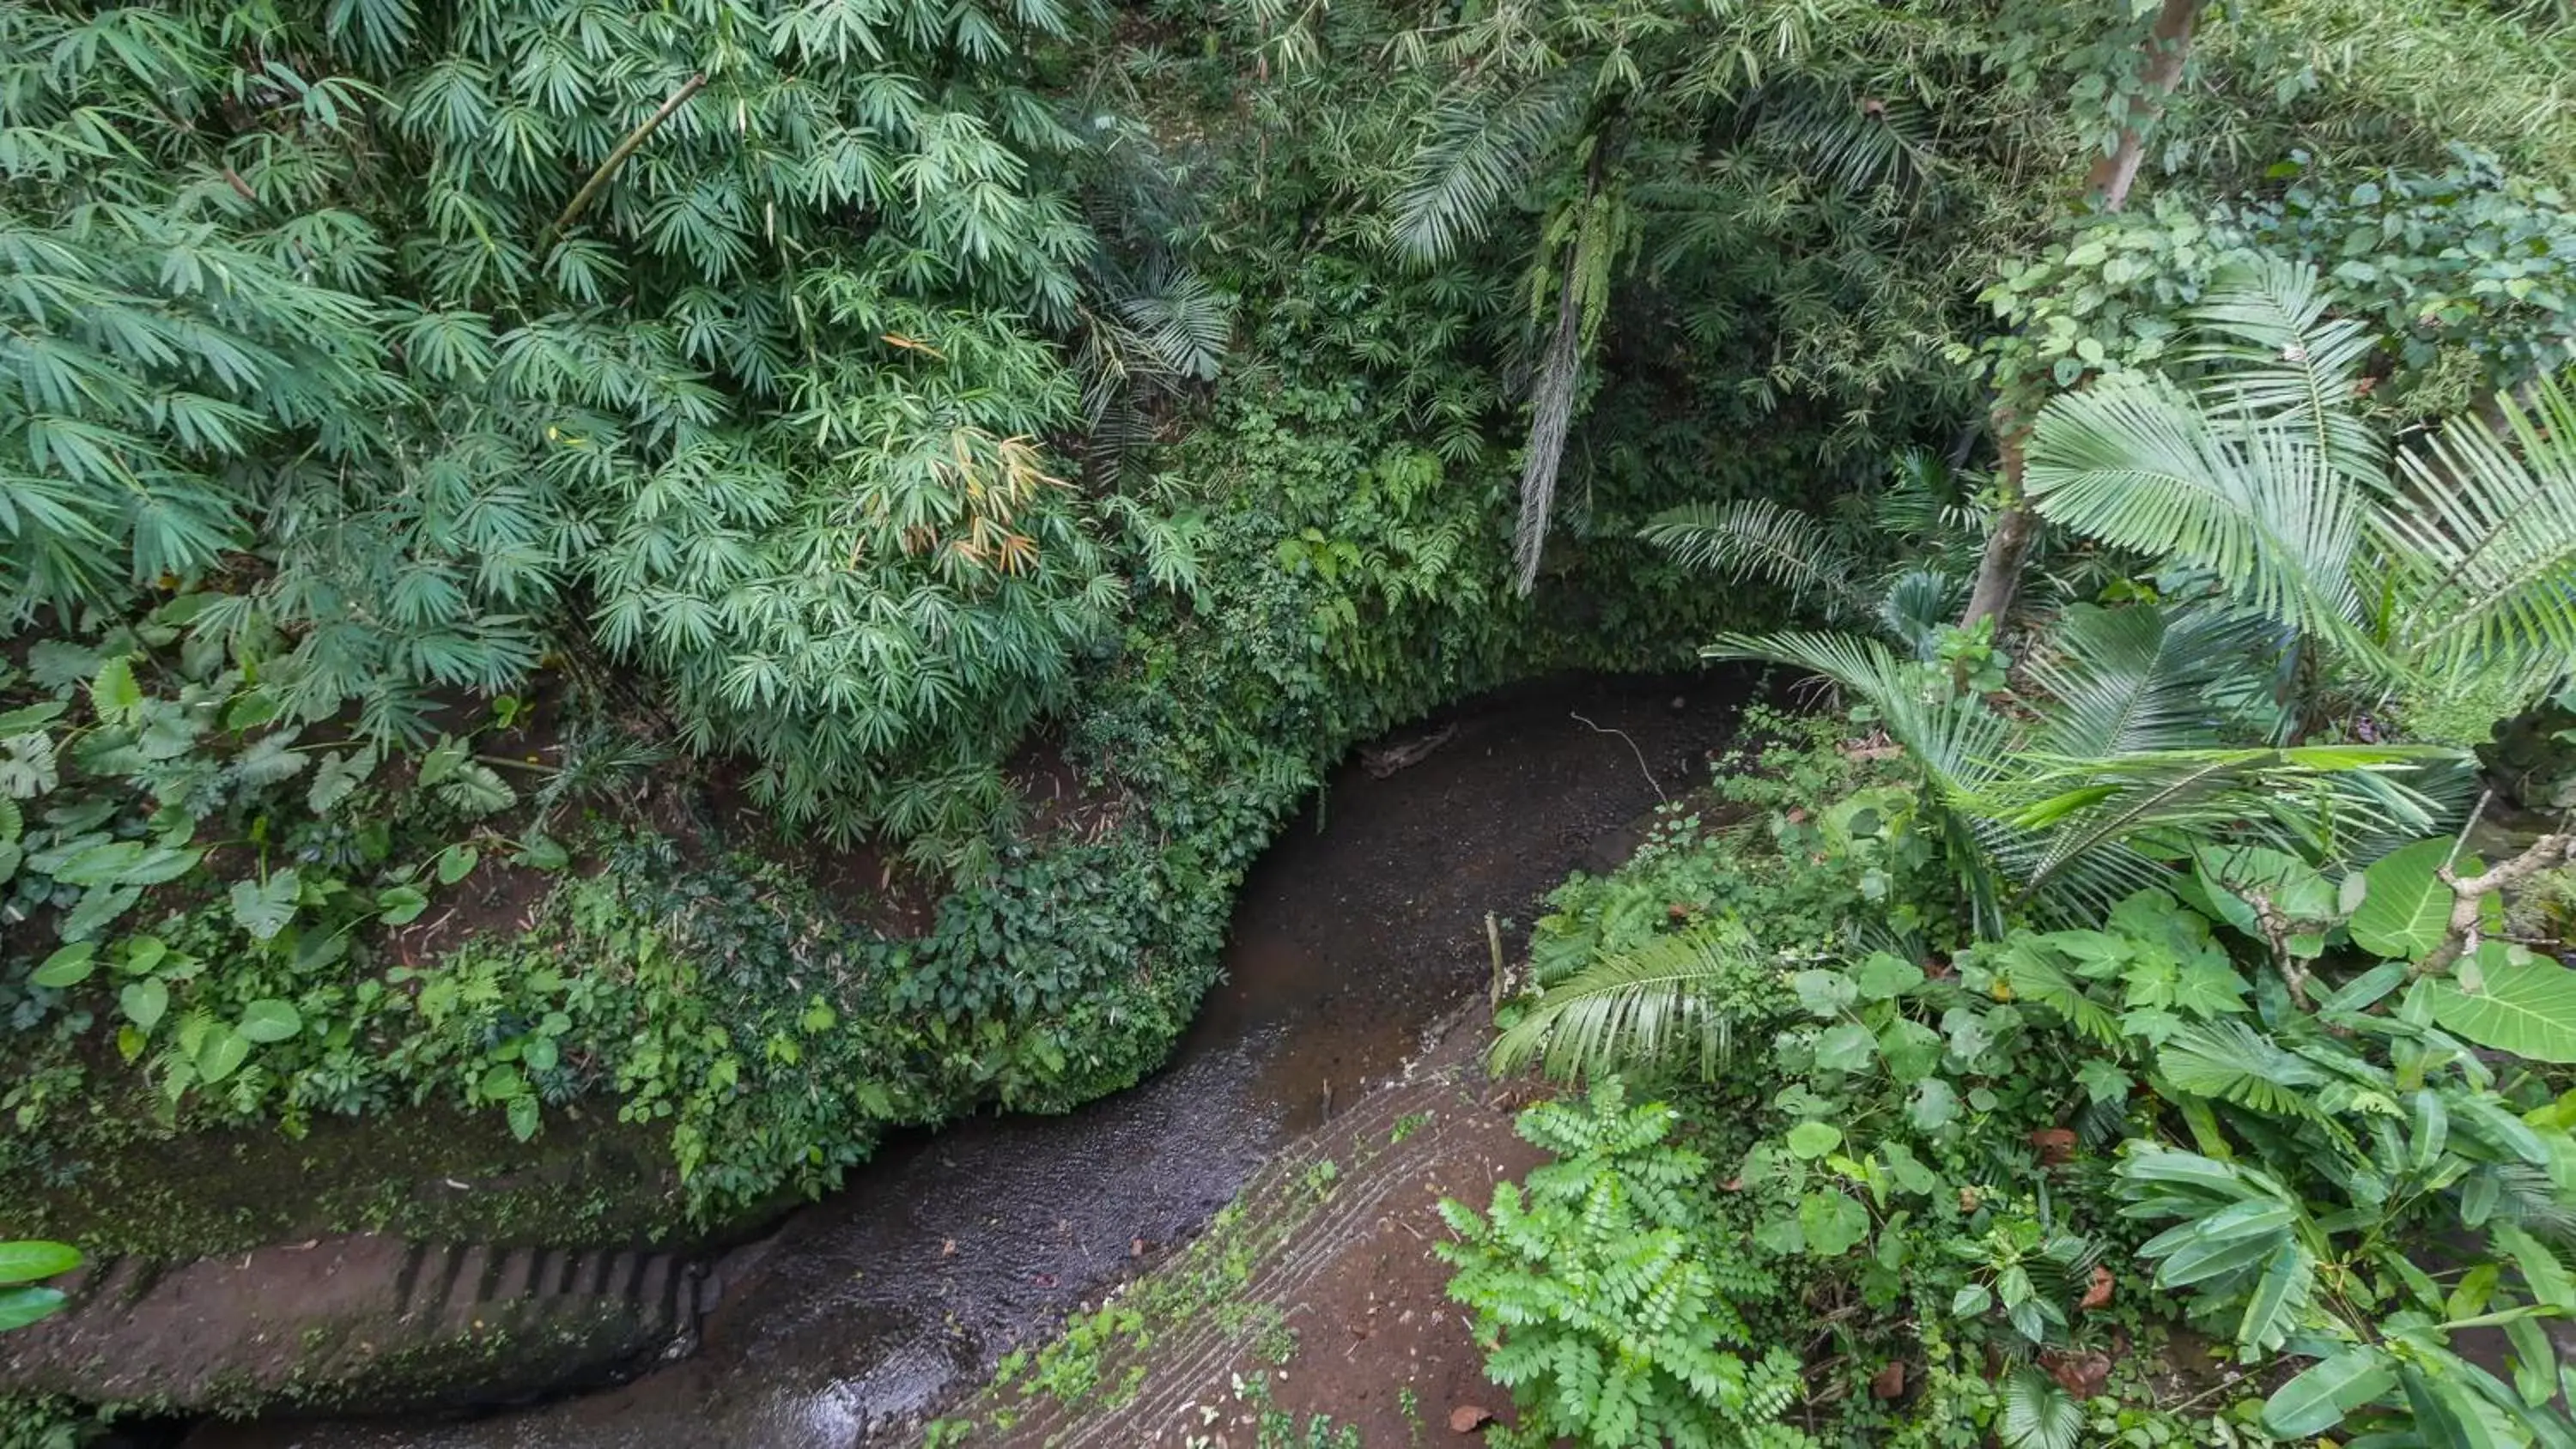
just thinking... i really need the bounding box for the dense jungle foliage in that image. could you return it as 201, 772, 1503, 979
5, 0, 2576, 1440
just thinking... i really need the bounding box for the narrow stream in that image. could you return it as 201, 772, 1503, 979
192, 673, 1739, 1449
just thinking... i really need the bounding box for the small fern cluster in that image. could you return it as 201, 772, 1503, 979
1438, 1081, 1809, 1449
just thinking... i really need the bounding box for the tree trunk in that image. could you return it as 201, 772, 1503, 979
1960, 0, 2199, 631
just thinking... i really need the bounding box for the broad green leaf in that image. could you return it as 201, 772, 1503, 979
29, 943, 95, 988
1854, 953, 1923, 999
523, 1035, 559, 1073
2428, 949, 2576, 1062
2263, 1345, 2397, 1436
119, 979, 167, 1033
0, 1240, 80, 1286
59, 883, 140, 940
197, 1031, 251, 1084
0, 700, 67, 735
507, 1094, 540, 1143
2352, 839, 2462, 959
1791, 969, 1857, 1018
434, 843, 479, 885
376, 883, 429, 925
1797, 1191, 1869, 1256
1814, 1022, 1878, 1072
515, 833, 570, 871
228, 870, 301, 941
2494, 1222, 2576, 1312
2320, 961, 2407, 1016
478, 1063, 526, 1103
2505, 1315, 2555, 1408
2235, 1242, 2315, 1351
306, 746, 378, 814
1786, 1121, 1844, 1159
2075, 1058, 2133, 1106
89, 655, 143, 724
235, 999, 301, 1044
1909, 1079, 1959, 1131
1951, 1283, 1992, 1318
0, 1286, 66, 1331
417, 733, 466, 787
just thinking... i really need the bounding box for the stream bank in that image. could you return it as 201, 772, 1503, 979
179, 671, 1739, 1447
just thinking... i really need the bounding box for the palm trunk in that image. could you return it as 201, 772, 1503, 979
1961, 0, 2199, 630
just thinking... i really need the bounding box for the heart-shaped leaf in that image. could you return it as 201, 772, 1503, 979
235, 999, 301, 1044
119, 979, 168, 1033
30, 943, 95, 989
228, 870, 301, 941
197, 1031, 251, 1085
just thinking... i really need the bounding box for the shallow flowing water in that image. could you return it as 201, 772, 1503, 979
192, 673, 1740, 1449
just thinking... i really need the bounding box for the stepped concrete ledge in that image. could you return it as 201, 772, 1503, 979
0, 1230, 764, 1416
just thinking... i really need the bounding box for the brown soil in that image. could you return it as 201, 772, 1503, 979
946, 1014, 1554, 1449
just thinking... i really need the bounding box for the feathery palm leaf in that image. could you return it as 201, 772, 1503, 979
2183, 259, 2386, 486
2023, 603, 2273, 759
1640, 499, 1869, 618
1704, 629, 2008, 792
2381, 377, 2576, 682
1490, 925, 1766, 1082
1390, 78, 1586, 264
2024, 372, 2373, 649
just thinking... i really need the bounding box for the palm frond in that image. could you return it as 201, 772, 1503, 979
1752, 86, 1940, 197
1490, 925, 1768, 1082
2022, 603, 2275, 759
2382, 377, 2576, 679
1390, 78, 1584, 264
1705, 629, 2008, 792
1972, 744, 2453, 910
1879, 566, 1964, 661
1641, 499, 1868, 618
2184, 259, 2386, 486
2024, 371, 2372, 648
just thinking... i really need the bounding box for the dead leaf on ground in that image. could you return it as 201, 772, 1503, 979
2080, 1264, 2114, 1310
1449, 1405, 1494, 1434
2044, 1349, 2111, 1399
1871, 1361, 1907, 1399
2029, 1126, 2077, 1165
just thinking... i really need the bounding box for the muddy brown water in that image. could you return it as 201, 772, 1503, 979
192, 673, 1743, 1449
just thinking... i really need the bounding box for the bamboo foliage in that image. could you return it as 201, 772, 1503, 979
0, 0, 1188, 846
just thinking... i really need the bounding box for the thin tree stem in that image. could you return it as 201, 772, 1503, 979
551, 73, 708, 237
